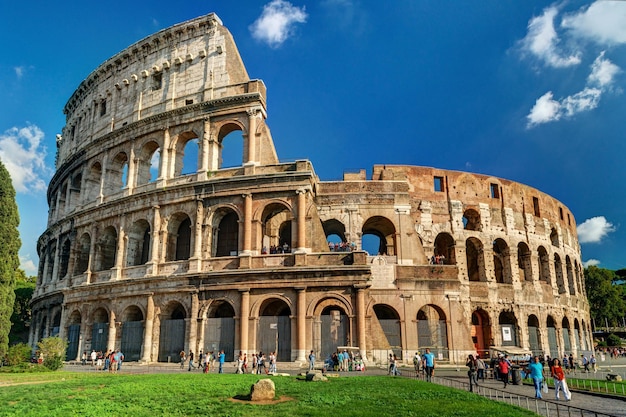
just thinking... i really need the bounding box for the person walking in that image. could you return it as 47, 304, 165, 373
498, 355, 511, 388
188, 350, 196, 371
527, 356, 545, 399
466, 354, 478, 392
218, 350, 225, 374
551, 358, 571, 401
308, 350, 316, 371
422, 348, 435, 382
179, 350, 186, 369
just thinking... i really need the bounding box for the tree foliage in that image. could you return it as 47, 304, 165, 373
9, 271, 35, 345
37, 337, 67, 371
584, 266, 626, 327
0, 160, 21, 358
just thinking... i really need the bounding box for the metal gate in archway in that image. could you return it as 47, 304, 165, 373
528, 326, 542, 357
91, 322, 108, 352
158, 319, 185, 362
204, 317, 235, 361
121, 321, 144, 361
547, 326, 558, 357
320, 311, 348, 359
380, 318, 402, 358
66, 324, 80, 360
257, 316, 291, 361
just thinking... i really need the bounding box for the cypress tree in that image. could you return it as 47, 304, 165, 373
0, 159, 21, 357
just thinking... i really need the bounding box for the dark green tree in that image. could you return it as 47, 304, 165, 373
10, 270, 35, 344
584, 266, 626, 327
0, 159, 21, 358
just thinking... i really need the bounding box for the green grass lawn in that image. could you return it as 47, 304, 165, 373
0, 372, 537, 417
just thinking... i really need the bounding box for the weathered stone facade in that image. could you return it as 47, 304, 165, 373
30, 13, 592, 365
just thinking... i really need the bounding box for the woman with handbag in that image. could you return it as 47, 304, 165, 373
550, 358, 572, 401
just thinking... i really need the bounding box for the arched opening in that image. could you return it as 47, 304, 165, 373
104, 151, 129, 195
466, 237, 485, 281
257, 299, 291, 362
554, 253, 566, 294
417, 305, 448, 360
74, 233, 91, 275
126, 220, 151, 266
463, 208, 481, 231
322, 219, 348, 251
204, 301, 236, 361
59, 182, 68, 215
91, 308, 109, 352
517, 242, 533, 282
219, 127, 244, 169
574, 319, 581, 352
373, 304, 402, 359
550, 228, 559, 247
158, 302, 187, 362
45, 240, 56, 283
320, 305, 349, 359
547, 316, 558, 357
136, 140, 160, 185
213, 209, 239, 257
69, 172, 82, 208
566, 256, 575, 295
261, 203, 293, 253
562, 317, 571, 354
166, 213, 192, 261
51, 311, 61, 337
362, 216, 396, 256
538, 246, 551, 284
493, 238, 512, 283
85, 161, 102, 202
498, 311, 518, 346
121, 305, 144, 361
172, 132, 199, 176
528, 315, 542, 357
471, 309, 491, 357
66, 310, 81, 360
434, 233, 456, 265
96, 226, 117, 271
58, 238, 71, 279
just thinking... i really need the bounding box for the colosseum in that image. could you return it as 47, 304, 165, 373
30, 13, 592, 366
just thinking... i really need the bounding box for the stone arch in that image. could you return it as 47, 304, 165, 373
466, 237, 485, 281
121, 305, 145, 361
528, 314, 542, 356
172, 131, 200, 176
562, 316, 572, 353
498, 311, 518, 346
74, 232, 91, 275
45, 239, 57, 283
136, 139, 161, 185
126, 219, 151, 266
362, 216, 396, 256
314, 298, 351, 360
66, 310, 82, 361
96, 226, 117, 271
260, 202, 294, 253
463, 208, 481, 231
550, 227, 559, 247
493, 238, 512, 284
104, 151, 129, 195
565, 256, 575, 295
517, 242, 533, 282
547, 315, 558, 357
91, 307, 110, 352
257, 298, 292, 361
51, 310, 62, 337
69, 171, 82, 208
58, 237, 71, 279
574, 318, 582, 352
322, 219, 347, 249
471, 308, 491, 356
538, 246, 551, 284
84, 161, 102, 202
372, 304, 402, 359
158, 301, 187, 363
212, 206, 240, 257
166, 212, 192, 261
217, 121, 245, 169
434, 232, 456, 265
554, 253, 566, 294
417, 304, 448, 359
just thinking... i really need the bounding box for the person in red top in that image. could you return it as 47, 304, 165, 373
498, 355, 511, 388
550, 358, 571, 401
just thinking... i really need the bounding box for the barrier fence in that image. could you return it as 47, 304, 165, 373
400, 369, 620, 417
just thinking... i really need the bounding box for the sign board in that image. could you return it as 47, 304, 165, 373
269, 323, 277, 329
502, 327, 512, 342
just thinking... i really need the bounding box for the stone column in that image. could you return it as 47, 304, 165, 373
141, 294, 155, 362
246, 109, 257, 165
77, 319, 88, 361
296, 287, 306, 362
112, 219, 126, 280
189, 292, 199, 354
190, 199, 203, 271
98, 154, 107, 204
198, 118, 210, 180
239, 289, 250, 354
242, 194, 252, 254
126, 146, 136, 193
107, 310, 117, 353
158, 128, 170, 182
355, 285, 368, 362
58, 305, 68, 341
50, 235, 60, 284
296, 189, 307, 252
148, 206, 161, 275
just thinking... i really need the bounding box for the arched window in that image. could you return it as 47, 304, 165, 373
463, 209, 481, 231
136, 140, 160, 185
517, 242, 533, 282
466, 237, 485, 281
126, 220, 151, 266
104, 152, 129, 195
261, 203, 293, 253
550, 227, 559, 247
73, 233, 91, 275
362, 216, 396, 256
213, 209, 239, 257
493, 238, 512, 283
554, 253, 565, 294
434, 233, 456, 265
538, 246, 550, 284
97, 226, 117, 271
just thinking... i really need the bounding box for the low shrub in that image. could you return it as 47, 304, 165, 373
7, 343, 32, 366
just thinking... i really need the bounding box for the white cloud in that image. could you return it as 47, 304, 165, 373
562, 1, 626, 45
582, 259, 600, 268
577, 216, 615, 243
519, 5, 581, 68
0, 125, 50, 193
250, 0, 307, 48
20, 254, 38, 276
587, 51, 620, 88
527, 91, 562, 126
14, 66, 25, 79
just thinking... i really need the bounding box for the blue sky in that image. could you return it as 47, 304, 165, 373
1, 0, 625, 276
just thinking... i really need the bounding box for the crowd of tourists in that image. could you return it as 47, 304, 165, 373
324, 349, 366, 372
179, 349, 281, 374
327, 241, 356, 252
81, 349, 125, 372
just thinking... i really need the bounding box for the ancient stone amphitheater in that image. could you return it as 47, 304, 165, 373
30, 13, 592, 365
